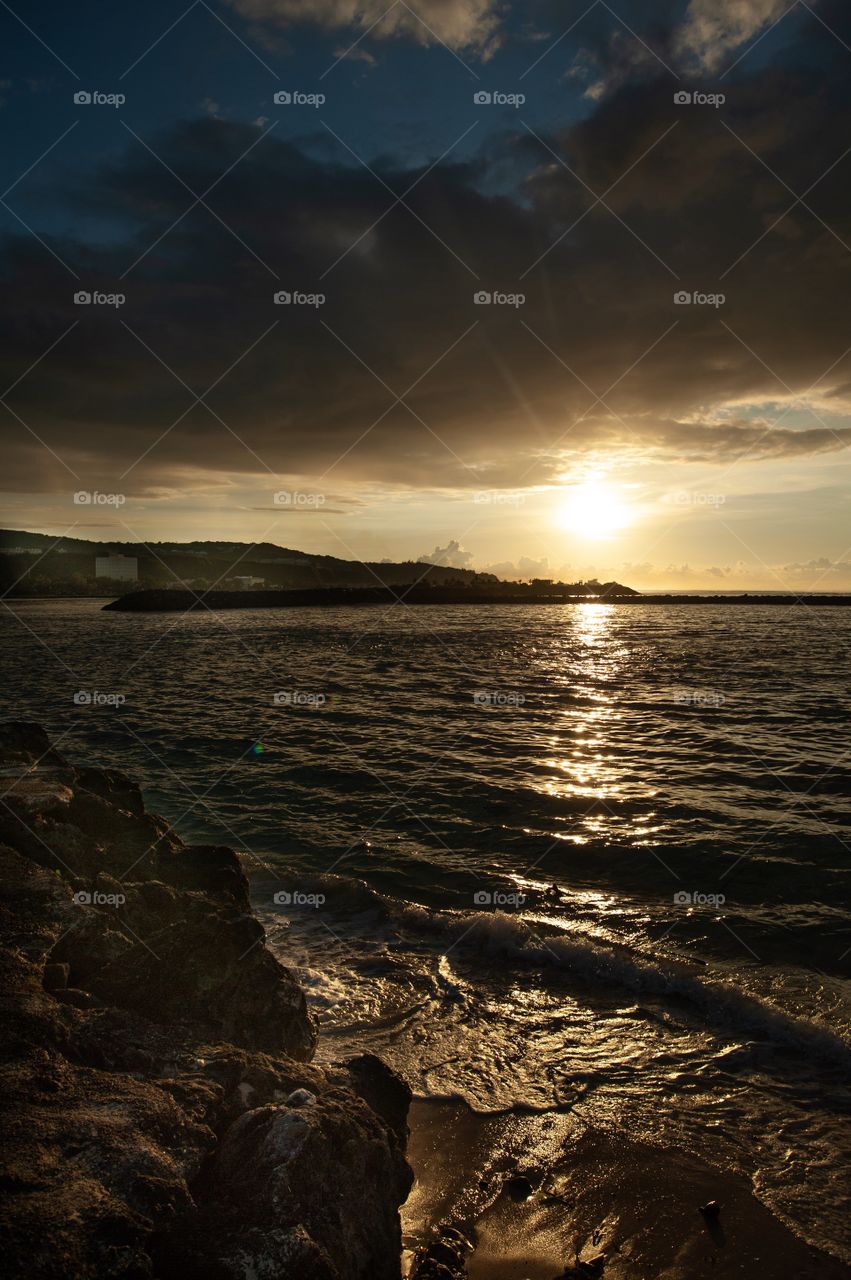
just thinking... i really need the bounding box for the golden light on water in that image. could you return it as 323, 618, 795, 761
554, 480, 632, 540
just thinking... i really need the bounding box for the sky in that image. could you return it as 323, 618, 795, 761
1, 0, 850, 589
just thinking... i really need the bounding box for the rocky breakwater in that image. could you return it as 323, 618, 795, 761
0, 722, 413, 1279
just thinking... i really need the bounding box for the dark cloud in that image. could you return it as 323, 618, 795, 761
2, 0, 850, 497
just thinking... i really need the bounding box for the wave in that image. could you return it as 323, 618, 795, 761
255, 870, 851, 1069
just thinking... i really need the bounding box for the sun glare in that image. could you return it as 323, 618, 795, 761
555, 481, 631, 540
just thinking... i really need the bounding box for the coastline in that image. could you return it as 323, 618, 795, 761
3, 721, 849, 1279
404, 1098, 851, 1279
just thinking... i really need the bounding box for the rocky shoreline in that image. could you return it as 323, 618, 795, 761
0, 723, 413, 1279
5, 723, 850, 1280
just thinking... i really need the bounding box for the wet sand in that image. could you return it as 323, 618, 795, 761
403, 1098, 851, 1279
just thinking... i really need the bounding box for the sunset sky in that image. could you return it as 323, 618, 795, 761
2, 0, 850, 588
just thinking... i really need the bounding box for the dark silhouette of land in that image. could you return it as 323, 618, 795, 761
103, 586, 851, 611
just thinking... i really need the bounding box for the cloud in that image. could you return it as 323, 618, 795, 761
620, 555, 851, 589
674, 0, 793, 71
331, 44, 377, 68
1, 3, 850, 500
417, 539, 475, 567
224, 0, 504, 53
484, 555, 550, 579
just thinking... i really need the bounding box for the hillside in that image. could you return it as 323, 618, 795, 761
0, 529, 498, 595
0, 529, 636, 598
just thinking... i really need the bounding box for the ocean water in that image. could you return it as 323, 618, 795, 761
3, 598, 850, 1260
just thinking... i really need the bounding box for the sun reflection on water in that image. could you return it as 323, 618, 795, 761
532, 602, 658, 844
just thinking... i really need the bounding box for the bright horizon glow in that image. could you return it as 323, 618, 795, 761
554, 481, 632, 541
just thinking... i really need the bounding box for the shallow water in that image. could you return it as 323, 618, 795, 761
3, 598, 850, 1259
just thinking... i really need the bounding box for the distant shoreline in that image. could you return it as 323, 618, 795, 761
102, 587, 851, 611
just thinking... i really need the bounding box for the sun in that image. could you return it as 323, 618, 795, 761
555, 480, 631, 540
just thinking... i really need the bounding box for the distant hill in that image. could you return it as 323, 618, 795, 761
0, 529, 495, 594
0, 528, 636, 599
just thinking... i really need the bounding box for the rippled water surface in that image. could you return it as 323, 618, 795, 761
3, 599, 851, 1259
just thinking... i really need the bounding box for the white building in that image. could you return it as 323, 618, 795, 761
95, 554, 138, 581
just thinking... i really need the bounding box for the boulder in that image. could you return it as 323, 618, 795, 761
0, 723, 412, 1280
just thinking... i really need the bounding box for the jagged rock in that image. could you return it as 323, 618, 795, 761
411, 1224, 474, 1278
0, 723, 413, 1280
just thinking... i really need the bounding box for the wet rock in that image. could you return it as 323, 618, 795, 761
337, 1052, 412, 1146
700, 1199, 721, 1218
505, 1174, 535, 1202
558, 1257, 606, 1278
411, 1223, 474, 1278
0, 723, 413, 1280
285, 1087, 316, 1107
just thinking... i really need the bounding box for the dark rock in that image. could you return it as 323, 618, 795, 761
285, 1087, 316, 1107
411, 1223, 473, 1278
559, 1257, 606, 1278
338, 1052, 413, 1146
51, 986, 104, 1009
505, 1174, 535, 1202
0, 723, 413, 1280
42, 962, 68, 991
414, 1264, 456, 1280
700, 1199, 721, 1218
